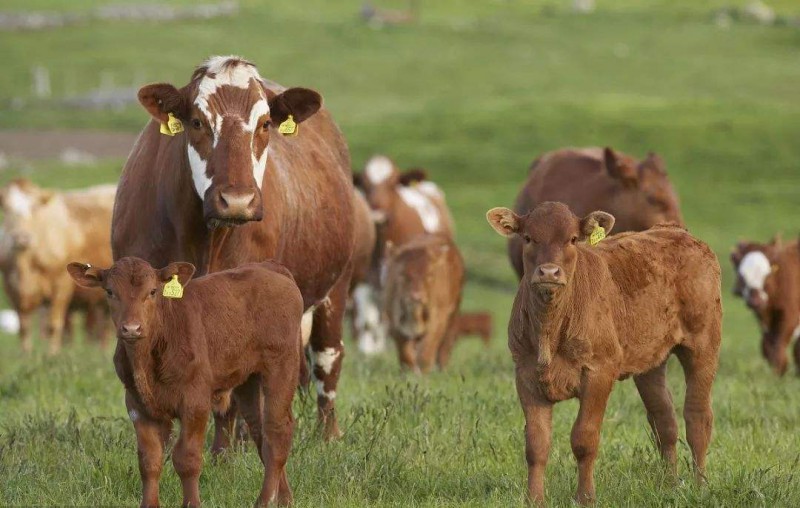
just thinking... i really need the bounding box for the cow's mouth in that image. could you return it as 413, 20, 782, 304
206, 217, 251, 229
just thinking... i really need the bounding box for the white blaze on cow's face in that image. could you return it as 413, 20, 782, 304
738, 251, 772, 306
188, 56, 271, 202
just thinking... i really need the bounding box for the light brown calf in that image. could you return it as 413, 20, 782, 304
0, 179, 114, 353
68, 257, 303, 507
383, 234, 464, 372
454, 312, 492, 345
487, 202, 721, 505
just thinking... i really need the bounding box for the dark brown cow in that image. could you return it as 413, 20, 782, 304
112, 56, 354, 443
508, 147, 683, 278
487, 202, 721, 505
730, 237, 800, 375
383, 234, 464, 372
68, 257, 303, 507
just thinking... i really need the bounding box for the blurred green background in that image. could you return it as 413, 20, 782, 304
1, 1, 799, 506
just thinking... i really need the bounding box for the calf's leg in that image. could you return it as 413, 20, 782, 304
436, 314, 460, 370
210, 400, 238, 456
394, 336, 418, 372
18, 309, 33, 353
173, 411, 209, 508
127, 392, 172, 508
309, 269, 350, 440
234, 374, 265, 462
633, 361, 678, 474
46, 278, 73, 355
794, 338, 800, 376
571, 372, 614, 505
676, 345, 717, 483
516, 367, 553, 506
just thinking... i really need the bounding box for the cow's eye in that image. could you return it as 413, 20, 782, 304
105, 289, 113, 298
191, 118, 202, 130
523, 234, 531, 244
261, 120, 271, 130
570, 236, 578, 245
149, 288, 157, 297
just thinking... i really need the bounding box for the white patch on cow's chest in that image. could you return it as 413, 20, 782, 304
397, 186, 441, 233
5, 185, 33, 217
365, 155, 394, 184
739, 251, 771, 301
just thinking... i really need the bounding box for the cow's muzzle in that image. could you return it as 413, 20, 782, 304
204, 186, 263, 227
531, 263, 566, 287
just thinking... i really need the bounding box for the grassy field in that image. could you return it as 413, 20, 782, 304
2, 1, 800, 506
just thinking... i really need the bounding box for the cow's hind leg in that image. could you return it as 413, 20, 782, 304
309, 268, 351, 440
633, 360, 678, 475
234, 374, 265, 461
675, 342, 718, 483
794, 338, 800, 376
211, 401, 238, 457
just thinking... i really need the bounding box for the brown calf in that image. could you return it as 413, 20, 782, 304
508, 147, 683, 278
730, 236, 800, 375
68, 257, 303, 507
454, 312, 492, 345
487, 202, 721, 505
0, 179, 114, 353
383, 234, 464, 372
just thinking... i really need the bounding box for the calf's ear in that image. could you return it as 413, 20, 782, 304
268, 87, 322, 124
67, 262, 105, 288
137, 83, 190, 123
579, 211, 615, 240
398, 168, 428, 186
486, 207, 521, 237
604, 147, 638, 187
159, 262, 196, 286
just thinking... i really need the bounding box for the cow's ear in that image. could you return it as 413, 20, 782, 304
137, 83, 190, 123
159, 262, 196, 286
353, 172, 365, 190
486, 207, 521, 237
604, 147, 638, 187
67, 262, 105, 288
643, 151, 667, 174
268, 87, 322, 125
579, 211, 615, 240
398, 168, 428, 186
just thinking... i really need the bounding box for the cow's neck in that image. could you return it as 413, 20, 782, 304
527, 285, 571, 367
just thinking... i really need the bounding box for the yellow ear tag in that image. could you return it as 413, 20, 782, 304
159, 121, 173, 136
162, 275, 183, 299
278, 115, 298, 136
589, 226, 606, 246
167, 113, 184, 135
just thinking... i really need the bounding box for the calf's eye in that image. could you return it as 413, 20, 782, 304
571, 236, 578, 245
523, 234, 531, 244
150, 288, 157, 297
105, 289, 113, 298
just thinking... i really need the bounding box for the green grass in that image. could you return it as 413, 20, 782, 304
2, 1, 800, 506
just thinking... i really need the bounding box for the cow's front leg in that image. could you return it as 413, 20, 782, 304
46, 278, 74, 355
572, 371, 614, 505
173, 410, 209, 508
515, 365, 553, 506
126, 392, 172, 508
309, 268, 351, 441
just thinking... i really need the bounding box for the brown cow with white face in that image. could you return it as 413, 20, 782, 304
112, 56, 355, 444
730, 237, 800, 375
488, 202, 721, 505
508, 147, 683, 278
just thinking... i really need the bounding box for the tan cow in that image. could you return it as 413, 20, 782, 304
730, 236, 800, 375
487, 202, 721, 505
508, 147, 683, 278
0, 179, 114, 353
383, 234, 464, 372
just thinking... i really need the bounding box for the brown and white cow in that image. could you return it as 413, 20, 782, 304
730, 236, 800, 375
487, 202, 721, 505
351, 155, 455, 354
112, 55, 354, 443
383, 234, 464, 372
0, 179, 114, 353
68, 257, 303, 507
508, 147, 683, 278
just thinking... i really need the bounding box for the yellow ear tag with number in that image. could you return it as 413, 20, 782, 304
162, 275, 183, 299
160, 113, 183, 136
278, 115, 298, 136
589, 226, 606, 246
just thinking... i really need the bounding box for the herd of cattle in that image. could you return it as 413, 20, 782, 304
0, 56, 792, 506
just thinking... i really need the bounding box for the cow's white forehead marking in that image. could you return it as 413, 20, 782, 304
417, 181, 444, 199
365, 155, 394, 184
739, 251, 771, 291
5, 185, 33, 217
245, 99, 269, 133
398, 186, 441, 233
187, 144, 212, 198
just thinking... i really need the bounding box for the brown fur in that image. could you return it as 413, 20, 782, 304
508, 147, 683, 278
384, 234, 464, 372
113, 57, 354, 442
487, 202, 721, 505
68, 257, 303, 507
730, 237, 800, 375
454, 312, 492, 345
0, 180, 114, 353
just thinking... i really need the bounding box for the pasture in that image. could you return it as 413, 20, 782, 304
2, 1, 800, 506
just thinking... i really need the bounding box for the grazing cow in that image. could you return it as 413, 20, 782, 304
453, 312, 493, 345
383, 234, 464, 372
730, 236, 800, 375
112, 55, 354, 442
508, 147, 683, 278
487, 202, 721, 505
67, 257, 303, 507
0, 179, 114, 353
